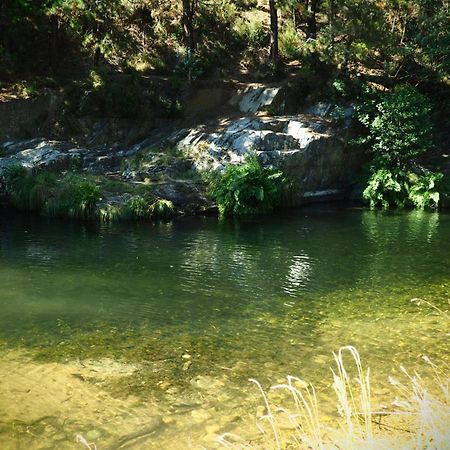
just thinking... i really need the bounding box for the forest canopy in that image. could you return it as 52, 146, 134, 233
0, 0, 448, 85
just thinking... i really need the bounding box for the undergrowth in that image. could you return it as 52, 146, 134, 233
357, 85, 444, 210
4, 167, 174, 221
210, 154, 286, 216
4, 167, 100, 219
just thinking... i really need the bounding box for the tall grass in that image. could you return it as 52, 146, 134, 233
4, 167, 101, 219
219, 344, 449, 450
4, 167, 175, 221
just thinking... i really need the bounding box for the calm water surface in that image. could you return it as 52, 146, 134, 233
0, 207, 448, 449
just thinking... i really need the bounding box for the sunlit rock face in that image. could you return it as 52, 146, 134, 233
237, 85, 285, 114
0, 139, 81, 173
0, 85, 365, 210
176, 115, 364, 205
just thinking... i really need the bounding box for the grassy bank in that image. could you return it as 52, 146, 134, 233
3, 166, 175, 222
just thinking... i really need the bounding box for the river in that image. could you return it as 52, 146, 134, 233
0, 206, 448, 449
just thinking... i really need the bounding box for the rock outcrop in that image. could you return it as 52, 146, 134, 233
0, 82, 368, 214
0, 139, 81, 173
176, 115, 363, 205
0, 93, 62, 140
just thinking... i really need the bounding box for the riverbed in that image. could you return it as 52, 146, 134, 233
0, 206, 448, 449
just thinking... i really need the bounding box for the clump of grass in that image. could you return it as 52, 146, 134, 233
4, 167, 176, 222
100, 196, 175, 222
4, 167, 101, 220
123, 195, 150, 220
4, 165, 56, 210
99, 204, 123, 223
149, 198, 174, 219
42, 175, 101, 219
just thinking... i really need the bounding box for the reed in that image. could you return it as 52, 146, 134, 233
219, 345, 449, 450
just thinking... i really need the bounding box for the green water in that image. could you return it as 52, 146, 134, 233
0, 207, 449, 449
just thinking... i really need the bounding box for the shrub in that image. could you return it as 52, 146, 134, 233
359, 85, 434, 168
363, 168, 442, 210
210, 155, 285, 216
357, 85, 443, 209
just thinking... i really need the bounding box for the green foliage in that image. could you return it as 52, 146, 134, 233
1, 0, 448, 88
4, 167, 100, 219
407, 171, 443, 209
363, 169, 442, 210
99, 204, 122, 223
42, 174, 101, 219
5, 166, 57, 210
149, 199, 175, 219
358, 85, 443, 210
83, 70, 144, 118
279, 20, 302, 60
123, 195, 150, 220
210, 155, 285, 216
358, 85, 433, 168
233, 16, 267, 48
174, 53, 206, 81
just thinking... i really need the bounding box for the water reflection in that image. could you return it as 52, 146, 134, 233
282, 254, 312, 296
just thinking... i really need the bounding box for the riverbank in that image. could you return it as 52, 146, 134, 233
0, 82, 368, 220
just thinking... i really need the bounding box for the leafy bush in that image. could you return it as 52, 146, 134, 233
358, 85, 433, 167
407, 171, 442, 209
358, 85, 443, 209
210, 155, 285, 216
363, 169, 442, 210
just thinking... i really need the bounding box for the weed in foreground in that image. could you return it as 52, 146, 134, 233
219, 345, 449, 450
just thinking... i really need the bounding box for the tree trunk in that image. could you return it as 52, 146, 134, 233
269, 0, 278, 64
182, 0, 195, 54
50, 15, 60, 72
307, 0, 319, 38
329, 0, 336, 29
